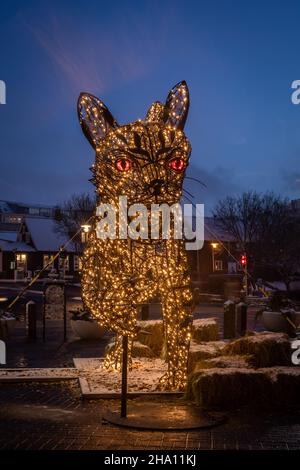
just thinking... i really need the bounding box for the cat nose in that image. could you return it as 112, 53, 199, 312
149, 179, 164, 195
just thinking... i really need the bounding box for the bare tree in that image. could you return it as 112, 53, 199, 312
213, 191, 263, 251
54, 193, 96, 250
213, 191, 300, 289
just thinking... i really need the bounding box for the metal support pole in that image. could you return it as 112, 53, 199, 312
121, 335, 128, 418
26, 300, 37, 340
244, 264, 248, 296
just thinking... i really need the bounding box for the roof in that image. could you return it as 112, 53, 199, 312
24, 217, 76, 252
0, 240, 35, 252
0, 231, 18, 242
0, 223, 21, 232
0, 199, 54, 211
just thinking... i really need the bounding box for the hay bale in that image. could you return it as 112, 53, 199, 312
132, 341, 155, 358
188, 340, 227, 373
266, 367, 300, 407
192, 318, 219, 343
136, 320, 164, 356
222, 332, 291, 367
186, 368, 273, 408
194, 355, 252, 370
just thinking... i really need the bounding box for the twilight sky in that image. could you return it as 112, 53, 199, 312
0, 0, 300, 212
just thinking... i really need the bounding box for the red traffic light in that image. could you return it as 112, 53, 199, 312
240, 254, 247, 266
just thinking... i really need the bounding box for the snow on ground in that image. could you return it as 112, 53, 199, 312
74, 357, 168, 393
0, 368, 77, 378
0, 358, 169, 394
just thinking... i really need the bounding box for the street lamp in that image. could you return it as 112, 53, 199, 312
81, 224, 91, 243
210, 242, 219, 272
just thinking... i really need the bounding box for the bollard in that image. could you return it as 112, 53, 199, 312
236, 302, 247, 336
223, 300, 236, 339
26, 300, 37, 340
141, 304, 149, 321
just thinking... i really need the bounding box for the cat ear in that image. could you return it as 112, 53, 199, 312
77, 93, 119, 149
163, 81, 189, 130
145, 101, 164, 123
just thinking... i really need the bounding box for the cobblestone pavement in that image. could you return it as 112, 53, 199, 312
0, 382, 299, 450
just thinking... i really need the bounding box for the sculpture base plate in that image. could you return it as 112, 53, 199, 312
102, 401, 226, 430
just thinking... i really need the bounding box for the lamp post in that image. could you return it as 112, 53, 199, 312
210, 242, 219, 272
81, 224, 92, 243
240, 253, 248, 296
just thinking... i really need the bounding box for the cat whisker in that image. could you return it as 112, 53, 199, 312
182, 188, 195, 198
185, 176, 207, 188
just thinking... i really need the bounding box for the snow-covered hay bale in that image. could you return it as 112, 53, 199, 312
188, 340, 227, 373
192, 318, 219, 343
131, 341, 155, 358
222, 332, 291, 367
186, 368, 273, 408
194, 355, 252, 370
136, 320, 164, 356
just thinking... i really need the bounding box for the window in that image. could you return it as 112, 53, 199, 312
228, 262, 237, 274
43, 254, 54, 270
40, 208, 52, 217
59, 255, 69, 271
214, 260, 223, 271
73, 255, 82, 271
16, 253, 27, 271
3, 215, 22, 223
29, 207, 40, 215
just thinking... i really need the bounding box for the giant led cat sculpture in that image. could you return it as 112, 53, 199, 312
78, 81, 193, 390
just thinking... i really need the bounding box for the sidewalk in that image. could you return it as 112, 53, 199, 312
0, 381, 299, 450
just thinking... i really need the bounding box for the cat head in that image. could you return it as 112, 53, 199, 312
78, 81, 191, 206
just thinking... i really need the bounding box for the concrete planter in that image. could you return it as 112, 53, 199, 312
70, 319, 105, 339
262, 311, 300, 333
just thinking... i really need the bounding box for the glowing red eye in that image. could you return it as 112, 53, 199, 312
115, 158, 132, 172
169, 157, 186, 172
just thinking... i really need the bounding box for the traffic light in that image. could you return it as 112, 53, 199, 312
240, 254, 247, 267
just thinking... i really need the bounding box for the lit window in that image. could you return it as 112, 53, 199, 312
16, 253, 27, 270
214, 260, 223, 271
59, 255, 69, 271
43, 254, 54, 270
73, 255, 82, 271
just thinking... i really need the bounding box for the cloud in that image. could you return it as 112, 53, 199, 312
20, 3, 174, 98
184, 164, 243, 213
281, 170, 300, 192
0, 163, 92, 206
